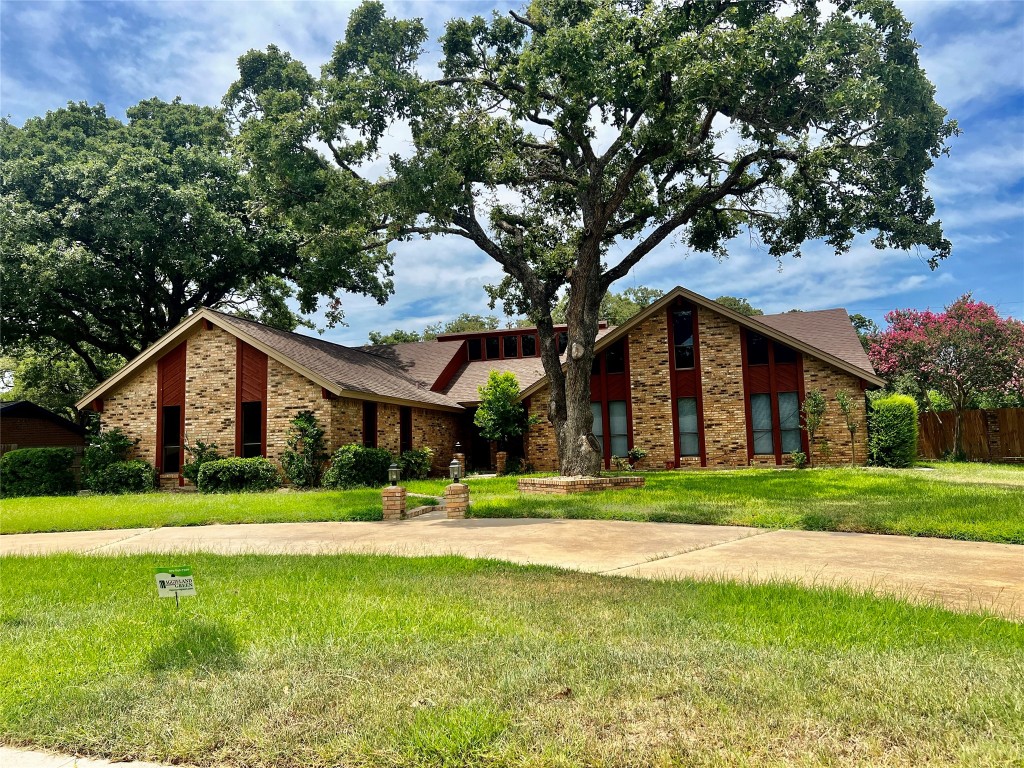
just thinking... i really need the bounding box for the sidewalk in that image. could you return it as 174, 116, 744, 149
3, 515, 1021, 619
0, 746, 170, 767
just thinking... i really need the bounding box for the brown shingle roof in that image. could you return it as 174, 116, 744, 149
360, 340, 465, 388
210, 311, 464, 410
443, 357, 550, 404
755, 309, 876, 377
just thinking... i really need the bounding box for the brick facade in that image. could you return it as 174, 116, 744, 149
696, 310, 750, 467
100, 323, 460, 480
102, 363, 158, 463
523, 304, 869, 471
99, 305, 870, 483
627, 312, 676, 468
184, 326, 236, 454
266, 356, 333, 465
802, 356, 869, 466
410, 407, 460, 474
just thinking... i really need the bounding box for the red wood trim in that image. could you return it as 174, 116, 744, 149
204, 319, 214, 331
156, 351, 164, 472
768, 338, 782, 465
432, 341, 469, 392
179, 343, 186, 485
740, 329, 754, 464
321, 388, 338, 400
259, 348, 268, 458
797, 353, 809, 456
235, 339, 243, 457
92, 398, 104, 413
666, 306, 680, 469
624, 333, 634, 461
692, 304, 707, 467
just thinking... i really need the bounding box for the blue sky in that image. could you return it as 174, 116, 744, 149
2, 0, 1022, 346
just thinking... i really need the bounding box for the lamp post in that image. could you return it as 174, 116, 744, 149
388, 463, 401, 486
448, 458, 461, 484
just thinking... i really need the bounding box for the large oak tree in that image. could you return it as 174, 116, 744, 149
1, 98, 393, 377
226, 0, 955, 475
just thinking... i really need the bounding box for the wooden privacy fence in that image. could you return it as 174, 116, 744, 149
918, 408, 1024, 461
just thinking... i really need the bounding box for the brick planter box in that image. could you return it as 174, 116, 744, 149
517, 476, 646, 495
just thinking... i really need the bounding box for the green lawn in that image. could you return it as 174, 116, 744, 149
0, 488, 389, 534
3, 463, 1022, 544
2, 554, 1021, 767
406, 462, 1024, 544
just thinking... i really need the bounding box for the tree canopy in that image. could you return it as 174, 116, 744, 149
868, 295, 1024, 457
474, 371, 534, 447
1, 98, 393, 376
226, 0, 955, 474
713, 296, 764, 317
553, 286, 664, 326
367, 312, 500, 345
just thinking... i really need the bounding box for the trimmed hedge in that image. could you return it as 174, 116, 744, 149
0, 447, 77, 498
197, 457, 281, 493
869, 394, 919, 468
87, 460, 156, 494
322, 444, 393, 489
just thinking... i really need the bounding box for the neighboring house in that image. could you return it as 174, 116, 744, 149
0, 400, 87, 456
75, 286, 883, 485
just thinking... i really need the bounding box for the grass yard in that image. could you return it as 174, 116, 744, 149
3, 462, 1021, 544
405, 462, 1024, 544
2, 553, 1021, 767
0, 489, 390, 534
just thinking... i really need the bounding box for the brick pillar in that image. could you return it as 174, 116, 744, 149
495, 451, 507, 476
453, 452, 466, 478
985, 410, 1000, 461
382, 486, 407, 520
444, 483, 469, 519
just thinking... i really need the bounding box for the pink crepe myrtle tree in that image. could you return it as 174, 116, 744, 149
868, 295, 1024, 458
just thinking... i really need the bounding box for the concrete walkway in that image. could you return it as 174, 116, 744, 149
3, 515, 1021, 619
0, 745, 168, 767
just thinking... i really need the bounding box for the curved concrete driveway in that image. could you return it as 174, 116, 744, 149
3, 514, 1021, 620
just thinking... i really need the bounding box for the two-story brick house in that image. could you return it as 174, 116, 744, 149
76, 286, 883, 485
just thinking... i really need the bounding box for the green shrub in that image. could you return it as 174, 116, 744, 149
0, 447, 77, 497
83, 428, 137, 491
281, 410, 327, 488
869, 394, 919, 468
322, 444, 393, 488
197, 457, 281, 493
789, 450, 808, 469
182, 438, 223, 485
398, 447, 434, 480
87, 460, 155, 494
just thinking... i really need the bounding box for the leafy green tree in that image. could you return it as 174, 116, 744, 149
0, 341, 123, 421
553, 286, 664, 326
423, 313, 500, 340
474, 371, 534, 449
835, 389, 861, 465
714, 296, 764, 317
800, 391, 828, 468
367, 329, 423, 345
1, 98, 392, 376
849, 313, 880, 352
226, 0, 955, 475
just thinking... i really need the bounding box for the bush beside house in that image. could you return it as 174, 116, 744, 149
0, 447, 77, 497
869, 395, 919, 468
197, 457, 281, 493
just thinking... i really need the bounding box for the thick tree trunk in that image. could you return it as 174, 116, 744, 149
536, 267, 604, 477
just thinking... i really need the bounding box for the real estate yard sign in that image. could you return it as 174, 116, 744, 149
155, 565, 196, 607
